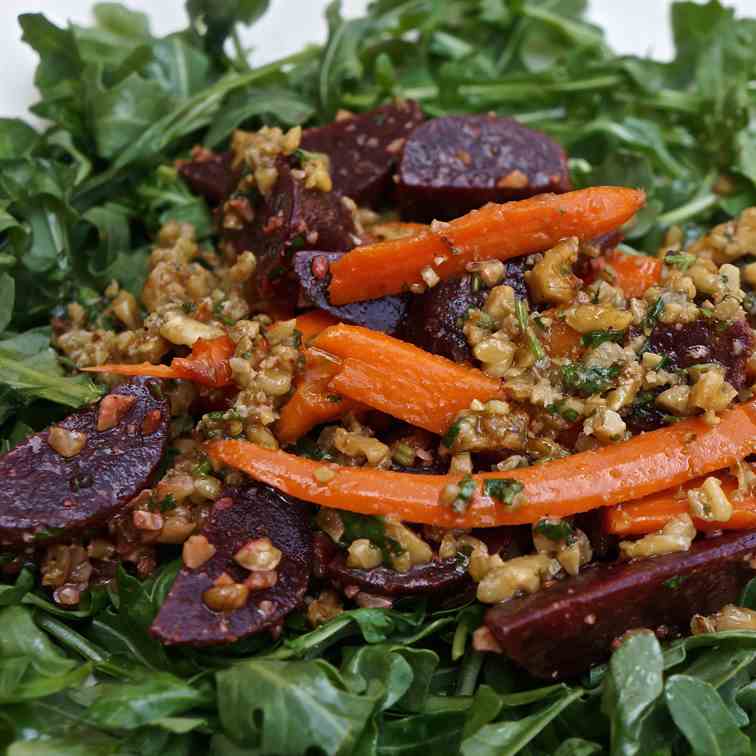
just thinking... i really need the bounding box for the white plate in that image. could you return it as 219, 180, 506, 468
2, 0, 756, 121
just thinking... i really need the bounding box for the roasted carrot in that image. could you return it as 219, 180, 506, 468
171, 335, 234, 387
84, 335, 235, 388
276, 350, 358, 445
328, 187, 646, 305
603, 473, 756, 535
313, 324, 502, 434
295, 310, 339, 343
541, 310, 581, 358
82, 362, 180, 380
208, 399, 756, 528
596, 249, 663, 298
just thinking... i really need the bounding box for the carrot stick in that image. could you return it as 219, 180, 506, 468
328, 187, 646, 305
82, 362, 180, 379
276, 350, 358, 444
295, 310, 339, 343
313, 324, 502, 434
603, 473, 756, 535
208, 399, 756, 528
84, 335, 235, 388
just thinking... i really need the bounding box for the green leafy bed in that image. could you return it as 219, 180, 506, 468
3, 0, 756, 753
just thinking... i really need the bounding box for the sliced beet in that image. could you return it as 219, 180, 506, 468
223, 160, 357, 305
151, 484, 313, 645
485, 530, 756, 680
397, 115, 571, 222
395, 275, 485, 363
648, 318, 753, 390
300, 100, 424, 207
294, 250, 409, 333
0, 378, 168, 546
395, 259, 529, 362
178, 150, 238, 205
327, 553, 470, 597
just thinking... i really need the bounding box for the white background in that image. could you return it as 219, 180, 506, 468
2, 0, 756, 120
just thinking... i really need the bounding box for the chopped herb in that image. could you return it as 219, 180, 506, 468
193, 458, 213, 476
148, 494, 177, 513
546, 401, 580, 424
515, 297, 546, 361
442, 417, 464, 448
339, 511, 404, 561
643, 297, 665, 333
452, 474, 477, 513
561, 363, 620, 397
663, 575, 689, 590
534, 518, 574, 543
581, 329, 626, 348
664, 253, 696, 271
326, 394, 343, 403
483, 478, 524, 506
33, 526, 65, 542
290, 235, 306, 251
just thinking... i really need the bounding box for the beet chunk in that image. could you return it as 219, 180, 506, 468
151, 484, 313, 645
395, 275, 485, 363
300, 100, 424, 207
397, 115, 571, 222
327, 553, 470, 597
0, 378, 168, 546
294, 250, 409, 333
648, 318, 753, 389
178, 150, 238, 205
485, 530, 756, 680
396, 260, 529, 362
223, 160, 357, 305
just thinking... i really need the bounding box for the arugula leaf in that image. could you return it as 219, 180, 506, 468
0, 274, 15, 334
666, 674, 750, 756
601, 631, 664, 756
74, 673, 210, 730
217, 658, 378, 756
0, 330, 102, 408
461, 687, 584, 755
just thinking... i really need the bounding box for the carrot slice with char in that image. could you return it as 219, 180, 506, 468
604, 473, 756, 535
313, 324, 502, 435
84, 335, 235, 388
328, 186, 646, 305
208, 398, 756, 528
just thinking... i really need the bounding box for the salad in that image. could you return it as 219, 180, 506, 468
3, 1, 756, 754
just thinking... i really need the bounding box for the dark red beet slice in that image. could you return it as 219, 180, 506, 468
648, 319, 753, 390
397, 115, 571, 222
224, 160, 357, 305
327, 553, 470, 597
485, 530, 756, 680
178, 150, 238, 205
0, 378, 168, 546
151, 484, 313, 645
294, 250, 409, 333
300, 100, 424, 207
